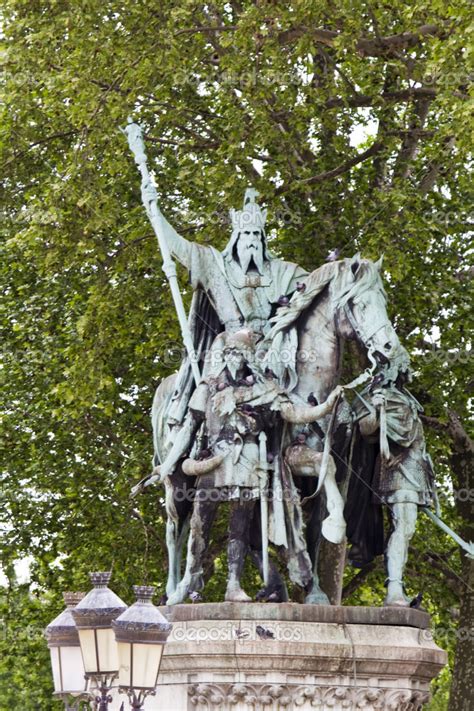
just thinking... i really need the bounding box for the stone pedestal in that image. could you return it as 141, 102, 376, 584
149, 603, 446, 711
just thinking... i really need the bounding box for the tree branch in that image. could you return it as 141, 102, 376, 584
277, 141, 382, 194
419, 136, 456, 194
392, 97, 433, 181
278, 23, 450, 57
325, 87, 437, 109
342, 560, 380, 599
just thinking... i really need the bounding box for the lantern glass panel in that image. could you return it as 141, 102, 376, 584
117, 641, 164, 690
96, 627, 120, 673
49, 646, 86, 693
77, 629, 97, 673
78, 627, 119, 674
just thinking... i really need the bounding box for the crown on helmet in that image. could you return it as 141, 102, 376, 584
223, 328, 257, 351
229, 188, 267, 232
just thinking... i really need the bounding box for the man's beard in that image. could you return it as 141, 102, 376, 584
236, 242, 264, 275
227, 358, 243, 380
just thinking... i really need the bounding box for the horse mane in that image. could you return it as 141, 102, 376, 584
265, 260, 338, 339
260, 256, 385, 389
332, 257, 387, 309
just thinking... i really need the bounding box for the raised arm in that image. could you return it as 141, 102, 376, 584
141, 181, 193, 268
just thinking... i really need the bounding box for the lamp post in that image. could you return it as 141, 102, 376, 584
113, 586, 172, 710
44, 592, 90, 710
71, 572, 127, 710
46, 574, 172, 709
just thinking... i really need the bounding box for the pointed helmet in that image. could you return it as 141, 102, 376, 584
223, 188, 269, 273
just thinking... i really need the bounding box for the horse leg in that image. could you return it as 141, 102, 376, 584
384, 502, 417, 606
284, 445, 336, 604
174, 515, 190, 588
167, 487, 219, 605
303, 497, 330, 605
165, 482, 180, 598
250, 551, 289, 602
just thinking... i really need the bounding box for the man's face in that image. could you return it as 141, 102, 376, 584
224, 346, 246, 379
236, 229, 264, 274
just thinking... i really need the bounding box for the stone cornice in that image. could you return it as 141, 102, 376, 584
160, 602, 431, 629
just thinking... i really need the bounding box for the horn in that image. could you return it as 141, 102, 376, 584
375, 254, 384, 271
182, 452, 227, 476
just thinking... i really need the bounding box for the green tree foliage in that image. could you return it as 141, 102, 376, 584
1, 1, 472, 708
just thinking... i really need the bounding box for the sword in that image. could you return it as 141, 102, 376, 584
421, 508, 474, 559
123, 119, 201, 386
259, 431, 270, 586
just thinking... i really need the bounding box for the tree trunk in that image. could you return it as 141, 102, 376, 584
319, 540, 346, 604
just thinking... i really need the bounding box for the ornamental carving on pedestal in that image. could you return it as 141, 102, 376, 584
187, 683, 431, 709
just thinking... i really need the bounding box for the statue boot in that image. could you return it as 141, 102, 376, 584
384, 578, 410, 607
225, 539, 252, 602
384, 502, 417, 607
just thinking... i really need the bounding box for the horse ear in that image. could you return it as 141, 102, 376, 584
350, 253, 361, 276
229, 208, 238, 229
375, 255, 384, 271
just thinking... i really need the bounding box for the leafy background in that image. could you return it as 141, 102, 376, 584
1, 1, 472, 709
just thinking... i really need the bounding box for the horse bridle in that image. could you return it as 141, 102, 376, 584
341, 299, 389, 362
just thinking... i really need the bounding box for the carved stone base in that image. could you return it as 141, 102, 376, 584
148, 603, 446, 710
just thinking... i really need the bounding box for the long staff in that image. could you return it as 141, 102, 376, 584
124, 120, 201, 385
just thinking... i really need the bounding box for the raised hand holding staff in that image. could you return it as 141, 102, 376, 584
123, 119, 201, 386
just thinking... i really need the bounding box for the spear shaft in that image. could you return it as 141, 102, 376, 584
123, 121, 201, 386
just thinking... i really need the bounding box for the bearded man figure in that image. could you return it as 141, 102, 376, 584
140, 185, 308, 433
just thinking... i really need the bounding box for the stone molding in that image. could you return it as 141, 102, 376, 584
160, 602, 431, 629
188, 683, 430, 709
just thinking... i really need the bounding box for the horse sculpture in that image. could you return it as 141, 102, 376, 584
261, 254, 408, 603
150, 255, 408, 603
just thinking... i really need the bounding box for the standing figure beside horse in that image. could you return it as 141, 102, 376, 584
350, 372, 436, 606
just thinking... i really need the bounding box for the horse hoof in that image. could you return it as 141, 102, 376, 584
225, 587, 252, 603
305, 587, 330, 605
321, 516, 346, 544
167, 589, 187, 606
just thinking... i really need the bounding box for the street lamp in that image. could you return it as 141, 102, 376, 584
71, 572, 127, 710
113, 586, 172, 710
44, 592, 90, 710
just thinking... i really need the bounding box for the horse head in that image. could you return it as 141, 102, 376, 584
331, 254, 410, 376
